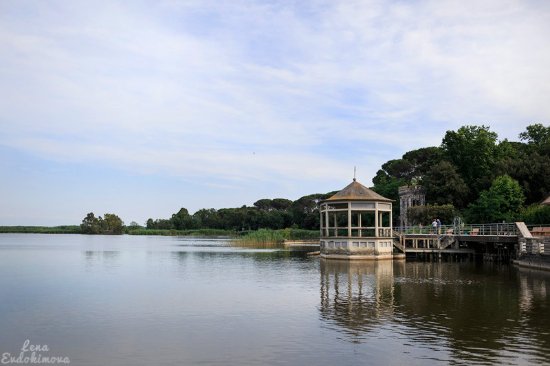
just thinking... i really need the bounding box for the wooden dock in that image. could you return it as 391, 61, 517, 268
393, 222, 545, 262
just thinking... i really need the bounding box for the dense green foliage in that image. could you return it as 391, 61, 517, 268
521, 205, 550, 225
442, 125, 499, 201
466, 175, 525, 223
126, 228, 235, 236
373, 123, 550, 224
407, 204, 458, 226
145, 193, 334, 232
81, 212, 124, 234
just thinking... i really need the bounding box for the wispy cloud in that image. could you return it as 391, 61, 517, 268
0, 0, 549, 223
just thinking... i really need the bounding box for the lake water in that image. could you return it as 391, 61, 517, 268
0, 234, 549, 366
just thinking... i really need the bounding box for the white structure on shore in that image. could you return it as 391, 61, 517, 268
319, 179, 397, 260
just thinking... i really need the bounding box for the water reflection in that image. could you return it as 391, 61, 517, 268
319, 260, 550, 364
319, 259, 402, 339
84, 250, 120, 270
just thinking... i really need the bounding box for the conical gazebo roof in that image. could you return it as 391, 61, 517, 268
323, 179, 392, 202
542, 195, 550, 206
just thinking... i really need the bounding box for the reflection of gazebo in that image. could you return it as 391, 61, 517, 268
319, 179, 396, 260
319, 259, 399, 337
542, 195, 550, 206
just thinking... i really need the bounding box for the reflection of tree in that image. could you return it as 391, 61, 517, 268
318, 261, 550, 364
393, 263, 550, 364
84, 250, 120, 269
319, 259, 402, 340
517, 268, 550, 362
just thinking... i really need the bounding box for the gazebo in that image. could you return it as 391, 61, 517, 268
319, 179, 396, 260
542, 195, 550, 206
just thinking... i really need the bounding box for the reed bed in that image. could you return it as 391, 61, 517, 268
234, 228, 319, 248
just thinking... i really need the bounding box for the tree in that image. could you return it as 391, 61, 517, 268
422, 161, 469, 208
170, 207, 197, 230
407, 204, 458, 226
128, 221, 142, 228
103, 213, 124, 234
290, 193, 331, 230
520, 204, 550, 225
81, 212, 123, 234
519, 123, 550, 146
372, 170, 406, 225
193, 208, 221, 228
379, 159, 415, 180
253, 199, 273, 211
146, 218, 173, 230
466, 175, 525, 223
81, 212, 102, 234
441, 125, 499, 200
402, 146, 444, 181
271, 198, 293, 211
496, 138, 550, 205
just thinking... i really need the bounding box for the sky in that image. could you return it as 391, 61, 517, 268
1, 0, 549, 226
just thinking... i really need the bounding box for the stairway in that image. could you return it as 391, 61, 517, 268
438, 235, 455, 250
392, 230, 406, 253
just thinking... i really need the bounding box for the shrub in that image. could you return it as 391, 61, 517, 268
520, 204, 550, 224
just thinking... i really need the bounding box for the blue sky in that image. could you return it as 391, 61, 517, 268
1, 0, 549, 225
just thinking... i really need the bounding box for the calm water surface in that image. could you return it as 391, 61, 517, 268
0, 234, 549, 365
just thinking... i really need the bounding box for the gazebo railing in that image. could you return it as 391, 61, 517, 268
322, 226, 394, 237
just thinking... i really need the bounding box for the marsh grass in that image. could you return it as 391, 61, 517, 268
234, 228, 319, 248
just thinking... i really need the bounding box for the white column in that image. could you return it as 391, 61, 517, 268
374, 204, 379, 237
319, 208, 323, 237
325, 209, 329, 237
347, 203, 351, 237
389, 206, 393, 233
334, 213, 337, 237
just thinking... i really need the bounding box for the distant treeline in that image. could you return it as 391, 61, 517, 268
0, 226, 81, 234
144, 194, 336, 232
127, 228, 235, 236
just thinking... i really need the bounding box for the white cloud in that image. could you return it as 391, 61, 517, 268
0, 0, 549, 223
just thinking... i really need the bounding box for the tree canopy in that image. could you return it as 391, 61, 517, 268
466, 175, 525, 223
372, 123, 549, 224
81, 212, 124, 234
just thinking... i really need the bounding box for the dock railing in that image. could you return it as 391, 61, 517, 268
395, 223, 518, 236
